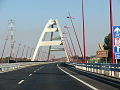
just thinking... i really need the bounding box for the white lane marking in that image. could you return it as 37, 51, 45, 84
40, 66, 44, 69
33, 66, 45, 73
29, 74, 32, 76
72, 66, 120, 86
18, 80, 24, 85
57, 64, 99, 90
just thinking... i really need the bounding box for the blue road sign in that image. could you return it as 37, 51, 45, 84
115, 53, 120, 59
113, 26, 120, 56
113, 26, 120, 38
114, 46, 120, 53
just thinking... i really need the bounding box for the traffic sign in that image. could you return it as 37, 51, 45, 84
114, 38, 120, 46
113, 26, 120, 38
115, 53, 120, 59
114, 46, 120, 53
96, 50, 108, 58
113, 26, 120, 56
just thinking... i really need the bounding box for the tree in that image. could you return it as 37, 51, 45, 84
103, 33, 112, 59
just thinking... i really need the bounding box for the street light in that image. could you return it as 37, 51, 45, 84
67, 12, 83, 59
62, 32, 73, 58
64, 24, 77, 56
61, 35, 71, 61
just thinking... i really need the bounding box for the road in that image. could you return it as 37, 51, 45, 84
0, 63, 120, 90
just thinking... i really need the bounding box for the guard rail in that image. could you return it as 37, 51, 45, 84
66, 62, 120, 78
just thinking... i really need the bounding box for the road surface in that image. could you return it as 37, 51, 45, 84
0, 63, 120, 90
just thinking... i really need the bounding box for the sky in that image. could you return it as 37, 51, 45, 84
0, 0, 120, 59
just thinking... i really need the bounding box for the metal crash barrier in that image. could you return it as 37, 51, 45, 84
0, 62, 48, 72
66, 62, 120, 78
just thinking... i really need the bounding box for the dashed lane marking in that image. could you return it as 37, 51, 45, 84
18, 80, 24, 85
29, 74, 32, 76
34, 71, 36, 72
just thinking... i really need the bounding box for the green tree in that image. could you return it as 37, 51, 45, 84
103, 33, 112, 59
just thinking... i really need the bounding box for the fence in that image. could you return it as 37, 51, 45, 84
66, 62, 120, 78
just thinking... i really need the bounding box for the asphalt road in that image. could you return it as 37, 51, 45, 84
0, 63, 120, 90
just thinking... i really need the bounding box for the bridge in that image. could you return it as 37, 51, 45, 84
0, 0, 120, 90
0, 19, 120, 90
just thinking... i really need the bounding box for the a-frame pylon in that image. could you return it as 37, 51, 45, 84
32, 19, 70, 61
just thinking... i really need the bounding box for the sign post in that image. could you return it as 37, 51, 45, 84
113, 26, 120, 64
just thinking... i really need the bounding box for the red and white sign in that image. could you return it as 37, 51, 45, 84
115, 38, 120, 46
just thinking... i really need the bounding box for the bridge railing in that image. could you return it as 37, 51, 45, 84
66, 62, 120, 78
0, 62, 48, 72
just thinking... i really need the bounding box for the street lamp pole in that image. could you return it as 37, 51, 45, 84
67, 12, 83, 58
109, 0, 114, 63
63, 32, 73, 57
62, 36, 71, 61
82, 0, 87, 63
64, 24, 77, 56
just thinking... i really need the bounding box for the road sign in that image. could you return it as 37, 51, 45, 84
113, 26, 120, 38
114, 46, 120, 53
113, 26, 120, 57
115, 53, 120, 59
114, 38, 120, 46
96, 50, 108, 58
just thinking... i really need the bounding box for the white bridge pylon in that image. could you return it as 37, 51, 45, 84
32, 19, 70, 61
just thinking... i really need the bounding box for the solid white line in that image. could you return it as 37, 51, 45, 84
73, 66, 120, 86
57, 64, 99, 90
29, 74, 32, 76
18, 80, 24, 85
